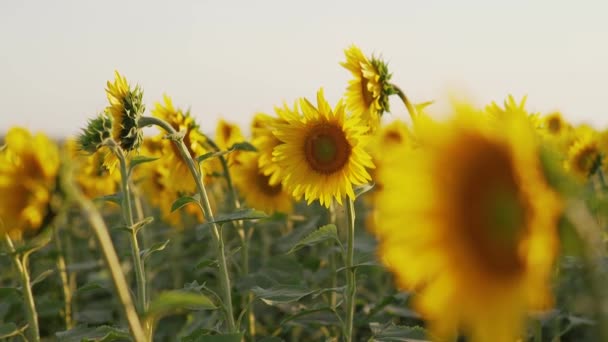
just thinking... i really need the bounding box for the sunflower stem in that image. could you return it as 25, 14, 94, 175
343, 199, 357, 342
3, 234, 40, 342
206, 136, 256, 338
61, 172, 146, 342
54, 226, 74, 330
329, 201, 338, 310
114, 146, 148, 324
139, 116, 237, 333
392, 84, 418, 123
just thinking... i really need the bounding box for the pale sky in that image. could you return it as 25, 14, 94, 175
1, 0, 607, 138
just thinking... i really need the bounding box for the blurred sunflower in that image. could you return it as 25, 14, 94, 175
232, 152, 292, 214
486, 95, 540, 128
0, 128, 60, 240
134, 138, 204, 229
373, 110, 561, 342
565, 126, 600, 180
105, 71, 144, 152
251, 107, 291, 186
215, 119, 246, 166
273, 88, 374, 207
341, 45, 393, 132
64, 139, 118, 199
152, 95, 212, 192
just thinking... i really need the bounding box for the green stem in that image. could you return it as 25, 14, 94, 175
139, 116, 237, 332
61, 175, 146, 342
115, 147, 148, 319
3, 235, 40, 342
392, 84, 418, 122
54, 227, 73, 330
329, 202, 338, 309
343, 199, 356, 342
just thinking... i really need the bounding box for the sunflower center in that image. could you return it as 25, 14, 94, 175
444, 134, 529, 277
360, 76, 374, 107
547, 117, 562, 134
574, 146, 599, 175
256, 172, 282, 196
304, 124, 351, 174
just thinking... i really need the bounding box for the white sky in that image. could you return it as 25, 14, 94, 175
1, 0, 607, 138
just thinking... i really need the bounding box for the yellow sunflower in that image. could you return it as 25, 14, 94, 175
105, 71, 144, 152
272, 88, 374, 207
134, 138, 204, 229
64, 139, 119, 199
485, 95, 541, 128
215, 119, 246, 166
341, 45, 393, 132
565, 125, 601, 180
373, 109, 561, 342
251, 106, 292, 186
152, 95, 212, 192
232, 152, 293, 214
0, 127, 60, 240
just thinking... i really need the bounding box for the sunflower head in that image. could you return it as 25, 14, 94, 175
78, 113, 114, 153
151, 95, 212, 192
0, 127, 61, 240
373, 109, 561, 341
341, 45, 394, 132
106, 71, 144, 152
485, 95, 541, 128
542, 112, 569, 136
251, 106, 292, 186
215, 119, 246, 165
273, 88, 374, 207
565, 126, 601, 180
65, 139, 118, 199
232, 152, 293, 214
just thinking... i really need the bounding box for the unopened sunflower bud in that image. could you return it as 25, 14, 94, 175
106, 71, 145, 152
78, 113, 113, 153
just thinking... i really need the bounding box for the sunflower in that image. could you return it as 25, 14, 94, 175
232, 152, 293, 214
251, 106, 292, 186
134, 137, 204, 229
565, 126, 601, 180
341, 45, 393, 132
272, 88, 374, 207
64, 139, 119, 199
373, 109, 561, 342
0, 127, 60, 240
105, 71, 144, 152
485, 95, 541, 128
215, 119, 246, 166
152, 95, 212, 192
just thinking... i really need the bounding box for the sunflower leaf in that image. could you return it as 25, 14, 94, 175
209, 208, 268, 224
355, 183, 375, 198
145, 290, 217, 322
288, 224, 339, 254
228, 141, 257, 152
128, 155, 159, 175
140, 239, 170, 261
94, 193, 122, 206
171, 194, 201, 213
0, 323, 27, 339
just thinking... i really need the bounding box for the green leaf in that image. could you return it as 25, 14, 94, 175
171, 194, 201, 213
182, 332, 243, 342
228, 141, 257, 152
288, 224, 339, 254
56, 325, 130, 342
369, 323, 428, 341
0, 287, 21, 298
0, 323, 27, 339
141, 239, 170, 261
251, 285, 317, 305
129, 155, 159, 171
354, 183, 375, 198
31, 269, 54, 288
75, 282, 108, 296
209, 208, 268, 224
145, 290, 216, 321
280, 307, 340, 326
131, 216, 154, 233
93, 193, 122, 206
196, 150, 226, 163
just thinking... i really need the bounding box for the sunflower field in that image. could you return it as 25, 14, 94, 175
1, 45, 608, 342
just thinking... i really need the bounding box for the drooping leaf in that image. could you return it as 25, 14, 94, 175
31, 269, 55, 288
208, 208, 268, 224
228, 141, 257, 152
128, 155, 159, 175
131, 216, 154, 233
288, 224, 339, 254
56, 325, 130, 342
369, 323, 428, 341
171, 194, 201, 213
354, 183, 375, 198
251, 285, 317, 306
93, 193, 122, 206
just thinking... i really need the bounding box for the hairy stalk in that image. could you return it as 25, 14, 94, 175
54, 227, 73, 329
392, 84, 418, 122
329, 202, 338, 309
114, 147, 148, 321
206, 137, 256, 337
343, 199, 357, 342
3, 235, 40, 342
139, 116, 237, 332
61, 174, 146, 342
